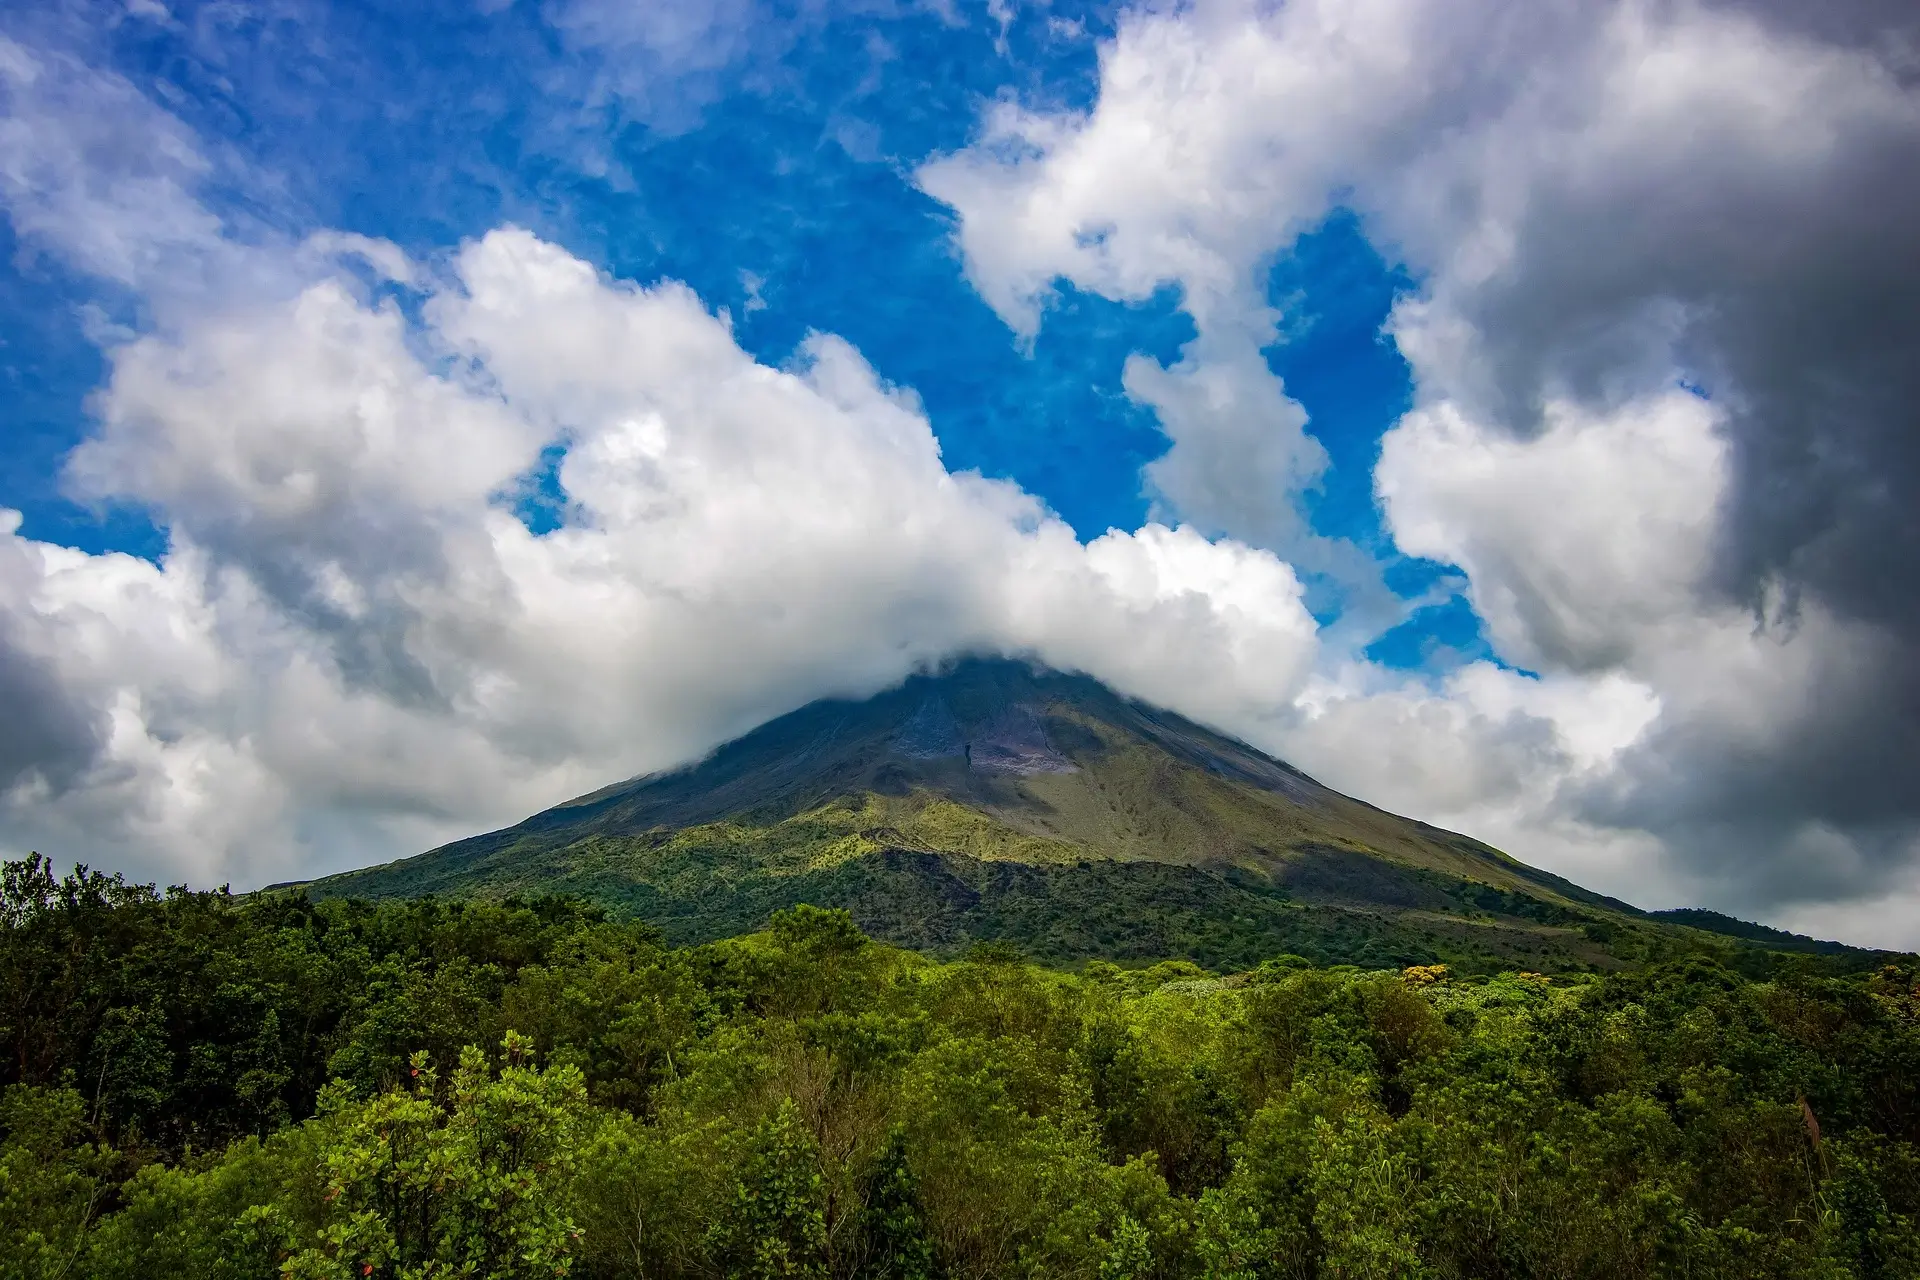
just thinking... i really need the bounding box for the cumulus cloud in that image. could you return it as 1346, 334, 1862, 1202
923, 0, 1920, 939
1378, 392, 1730, 676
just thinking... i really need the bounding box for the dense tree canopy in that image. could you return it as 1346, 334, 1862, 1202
1, 854, 1916, 1278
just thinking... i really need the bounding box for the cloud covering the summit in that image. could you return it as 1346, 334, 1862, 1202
0, 0, 1918, 944
1, 222, 1328, 886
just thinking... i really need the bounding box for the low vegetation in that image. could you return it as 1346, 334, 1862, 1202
3, 854, 1917, 1279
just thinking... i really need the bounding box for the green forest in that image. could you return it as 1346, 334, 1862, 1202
3, 854, 1917, 1280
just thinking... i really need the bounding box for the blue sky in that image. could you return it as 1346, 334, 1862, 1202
3, 0, 1918, 946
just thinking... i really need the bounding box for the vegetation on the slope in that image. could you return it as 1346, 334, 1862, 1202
1649, 907, 1856, 954
4, 854, 1920, 1279
309, 793, 1880, 976
305, 662, 1759, 978
312, 660, 1634, 934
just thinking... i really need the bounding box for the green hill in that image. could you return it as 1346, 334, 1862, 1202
304, 658, 1851, 973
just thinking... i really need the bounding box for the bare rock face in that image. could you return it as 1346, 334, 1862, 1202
964, 704, 1076, 776
893, 696, 965, 760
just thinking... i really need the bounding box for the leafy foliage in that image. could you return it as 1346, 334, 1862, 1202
285, 1033, 589, 1279
3, 856, 1918, 1278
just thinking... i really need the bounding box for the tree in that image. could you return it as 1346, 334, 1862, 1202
0, 1085, 117, 1280
858, 1126, 935, 1280
706, 1099, 829, 1280
286, 1032, 590, 1280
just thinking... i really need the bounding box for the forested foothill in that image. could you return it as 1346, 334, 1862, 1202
2, 854, 1917, 1279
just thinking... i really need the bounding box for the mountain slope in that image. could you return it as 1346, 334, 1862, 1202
309, 659, 1703, 971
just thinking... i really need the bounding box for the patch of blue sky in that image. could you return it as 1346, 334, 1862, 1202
574, 111, 1192, 536
0, 219, 165, 558
518, 6, 1177, 534
1261, 212, 1500, 668
1365, 595, 1504, 673
508, 442, 572, 537
1264, 212, 1414, 555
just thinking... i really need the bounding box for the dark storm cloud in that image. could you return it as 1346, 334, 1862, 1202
0, 633, 100, 794
1451, 81, 1920, 643
1438, 0, 1920, 906
1581, 633, 1920, 908
1709, 0, 1920, 60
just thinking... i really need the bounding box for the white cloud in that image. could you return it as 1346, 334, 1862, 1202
1377, 391, 1730, 674
914, 0, 1489, 565
1280, 659, 1673, 907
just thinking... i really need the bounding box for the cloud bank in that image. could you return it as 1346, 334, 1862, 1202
6, 229, 1341, 887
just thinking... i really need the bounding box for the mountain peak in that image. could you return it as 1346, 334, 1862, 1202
311, 657, 1660, 971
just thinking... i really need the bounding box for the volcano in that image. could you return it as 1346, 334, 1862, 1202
310, 658, 1682, 970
